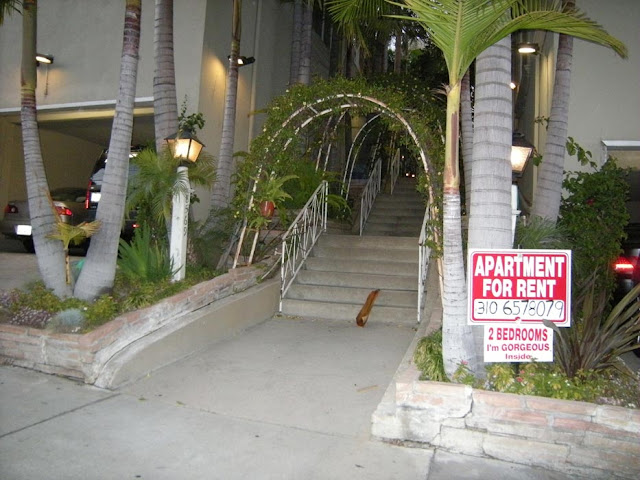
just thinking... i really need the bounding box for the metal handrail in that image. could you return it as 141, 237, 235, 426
280, 181, 328, 310
417, 206, 432, 323
359, 159, 382, 236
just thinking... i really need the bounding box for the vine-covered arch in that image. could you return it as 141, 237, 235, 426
236, 76, 444, 205
230, 77, 445, 263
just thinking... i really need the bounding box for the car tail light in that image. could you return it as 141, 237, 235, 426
4, 204, 18, 214
614, 257, 634, 274
55, 205, 73, 217
85, 180, 94, 209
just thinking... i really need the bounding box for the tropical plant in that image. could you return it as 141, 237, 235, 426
75, 0, 142, 301
0, 0, 20, 24
544, 277, 640, 379
117, 224, 173, 283
45, 191, 101, 285
330, 0, 627, 379
125, 147, 215, 239
514, 215, 569, 250
413, 329, 447, 381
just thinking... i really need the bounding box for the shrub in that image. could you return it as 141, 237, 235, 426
117, 225, 173, 283
559, 158, 630, 294
413, 330, 447, 381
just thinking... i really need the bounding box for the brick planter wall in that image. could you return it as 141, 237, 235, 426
373, 360, 640, 479
0, 265, 266, 384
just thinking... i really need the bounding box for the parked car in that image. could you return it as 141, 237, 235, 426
1, 187, 90, 253
613, 223, 640, 357
614, 223, 640, 300
85, 147, 141, 241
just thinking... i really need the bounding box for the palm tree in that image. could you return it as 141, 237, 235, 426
290, 0, 303, 84
20, 0, 71, 297
331, 0, 626, 377
531, 0, 575, 222
0, 0, 20, 24
153, 0, 179, 154
126, 147, 215, 238
211, 0, 242, 211
467, 37, 514, 370
298, 0, 314, 84
75, 0, 142, 301
460, 69, 473, 212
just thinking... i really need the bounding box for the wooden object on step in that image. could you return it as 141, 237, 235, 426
356, 289, 380, 327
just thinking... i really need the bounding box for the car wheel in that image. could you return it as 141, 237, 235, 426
22, 238, 35, 253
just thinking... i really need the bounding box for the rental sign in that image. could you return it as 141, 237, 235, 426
468, 249, 572, 327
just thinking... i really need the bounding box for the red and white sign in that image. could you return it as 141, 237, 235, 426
468, 249, 572, 326
484, 325, 554, 362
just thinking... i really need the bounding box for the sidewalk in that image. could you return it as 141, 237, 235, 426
0, 314, 582, 480
0, 237, 590, 479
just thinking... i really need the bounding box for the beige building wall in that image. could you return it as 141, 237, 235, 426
0, 0, 306, 223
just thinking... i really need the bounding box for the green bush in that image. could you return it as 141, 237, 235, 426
413, 330, 447, 381
558, 158, 630, 294
117, 225, 173, 283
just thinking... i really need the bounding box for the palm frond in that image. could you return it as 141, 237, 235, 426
47, 221, 101, 248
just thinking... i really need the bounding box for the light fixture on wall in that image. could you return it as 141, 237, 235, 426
227, 55, 255, 66
35, 53, 54, 65
511, 132, 535, 177
517, 43, 539, 54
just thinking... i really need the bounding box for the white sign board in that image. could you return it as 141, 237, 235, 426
468, 249, 572, 326
484, 325, 554, 362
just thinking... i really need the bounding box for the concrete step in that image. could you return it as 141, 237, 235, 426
374, 195, 423, 206
280, 298, 417, 325
295, 270, 417, 291
317, 234, 417, 250
285, 284, 418, 307
363, 224, 421, 237
311, 244, 418, 263
304, 257, 418, 276
367, 211, 424, 224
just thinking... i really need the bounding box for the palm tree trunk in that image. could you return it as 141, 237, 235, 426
468, 38, 513, 250
289, 0, 302, 85
75, 0, 141, 301
153, 0, 179, 154
21, 0, 70, 298
460, 69, 473, 214
441, 81, 478, 378
531, 1, 575, 222
467, 38, 514, 371
298, 1, 312, 85
394, 30, 402, 74
211, 0, 241, 211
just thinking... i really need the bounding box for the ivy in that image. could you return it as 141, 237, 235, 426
231, 76, 446, 256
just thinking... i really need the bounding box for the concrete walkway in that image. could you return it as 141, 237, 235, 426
1, 315, 580, 480
0, 237, 591, 479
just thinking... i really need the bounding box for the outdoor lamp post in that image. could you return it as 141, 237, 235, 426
166, 130, 204, 282
510, 133, 535, 242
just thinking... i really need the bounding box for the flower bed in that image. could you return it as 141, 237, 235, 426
0, 265, 273, 387
372, 307, 640, 479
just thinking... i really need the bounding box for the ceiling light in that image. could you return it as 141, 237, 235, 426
517, 43, 539, 54
35, 53, 54, 65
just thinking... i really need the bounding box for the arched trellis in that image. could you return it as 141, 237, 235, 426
228, 82, 444, 270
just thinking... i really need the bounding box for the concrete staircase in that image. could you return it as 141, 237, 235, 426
363, 177, 424, 237
280, 177, 426, 325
